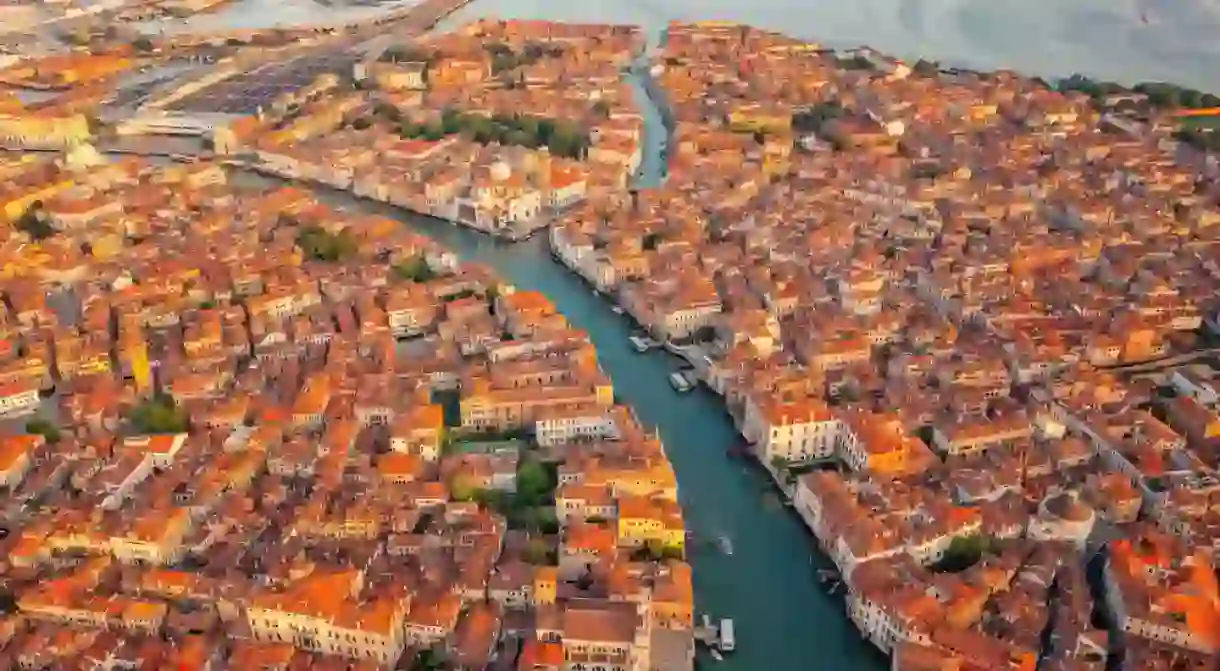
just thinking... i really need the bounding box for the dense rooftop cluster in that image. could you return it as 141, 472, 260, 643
214, 20, 650, 239
0, 155, 694, 670
543, 19, 1220, 671
3, 8, 1220, 670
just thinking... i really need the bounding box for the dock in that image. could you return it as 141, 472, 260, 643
629, 335, 660, 353
669, 371, 693, 393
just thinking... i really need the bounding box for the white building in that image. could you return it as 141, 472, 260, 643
535, 405, 620, 447
741, 393, 842, 463
0, 380, 40, 416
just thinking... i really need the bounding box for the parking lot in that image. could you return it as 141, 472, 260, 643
169, 51, 356, 114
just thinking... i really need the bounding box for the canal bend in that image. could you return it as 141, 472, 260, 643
353, 62, 880, 671
237, 28, 884, 671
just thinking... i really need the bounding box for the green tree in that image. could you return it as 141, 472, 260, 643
517, 460, 554, 507
523, 537, 551, 565
129, 397, 189, 434
16, 213, 55, 241
372, 102, 400, 122
441, 108, 463, 134
26, 418, 61, 443
450, 475, 478, 502
296, 225, 357, 262
411, 648, 446, 671
394, 255, 435, 282
422, 122, 445, 141
934, 534, 990, 572
399, 122, 424, 138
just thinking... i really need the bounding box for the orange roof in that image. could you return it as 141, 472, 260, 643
378, 452, 424, 480
519, 639, 564, 669
0, 434, 39, 472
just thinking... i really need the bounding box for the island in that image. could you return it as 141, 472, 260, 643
0, 4, 1217, 671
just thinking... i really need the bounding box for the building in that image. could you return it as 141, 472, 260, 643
246, 570, 407, 666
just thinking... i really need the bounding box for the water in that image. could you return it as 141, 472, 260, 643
136, 0, 417, 34
254, 74, 884, 662
214, 0, 1215, 667
437, 0, 1219, 92
376, 223, 884, 671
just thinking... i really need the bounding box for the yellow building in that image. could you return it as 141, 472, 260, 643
1, 175, 77, 223
615, 494, 685, 554
532, 566, 557, 606
586, 458, 679, 502
0, 114, 90, 150
727, 104, 793, 134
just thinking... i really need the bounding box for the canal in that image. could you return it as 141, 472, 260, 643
395, 228, 886, 670
226, 13, 886, 668
253, 77, 884, 662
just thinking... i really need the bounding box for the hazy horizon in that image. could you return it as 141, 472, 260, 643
437, 0, 1219, 91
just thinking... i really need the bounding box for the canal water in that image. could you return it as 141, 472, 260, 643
222, 6, 886, 665
395, 224, 886, 671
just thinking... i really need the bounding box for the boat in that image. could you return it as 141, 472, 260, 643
612, 305, 624, 314
716, 534, 733, 556
669, 371, 693, 393
718, 619, 736, 652
628, 335, 654, 353
710, 649, 724, 662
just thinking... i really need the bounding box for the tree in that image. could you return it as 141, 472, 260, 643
394, 255, 435, 282
351, 117, 372, 131
934, 534, 990, 572
16, 214, 55, 241
441, 108, 463, 135
422, 122, 445, 141
523, 538, 551, 565
372, 102, 400, 122
132, 36, 155, 53
399, 122, 424, 139
26, 418, 60, 443
516, 460, 554, 507
129, 397, 189, 434
450, 475, 478, 502
411, 648, 446, 671
769, 456, 789, 474
296, 225, 357, 262
547, 126, 588, 159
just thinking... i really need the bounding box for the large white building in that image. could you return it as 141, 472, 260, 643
741, 393, 842, 463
